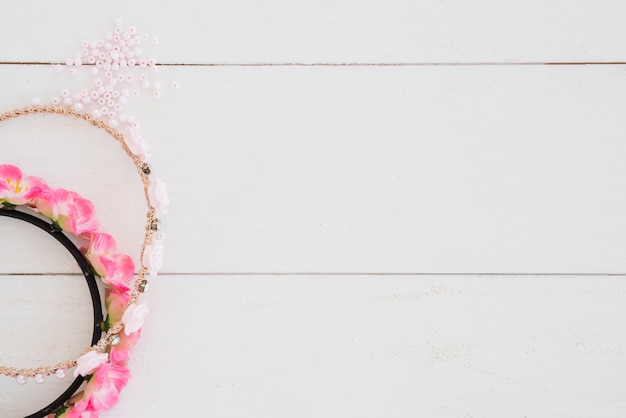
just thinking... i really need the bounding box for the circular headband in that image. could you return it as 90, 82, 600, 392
0, 105, 168, 417
0, 208, 103, 418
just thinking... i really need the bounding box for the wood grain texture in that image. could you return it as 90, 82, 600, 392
4, 275, 624, 417
0, 3, 625, 418
1, 64, 626, 274
1, 1, 626, 63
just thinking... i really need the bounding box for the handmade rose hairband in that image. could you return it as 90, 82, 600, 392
0, 105, 168, 418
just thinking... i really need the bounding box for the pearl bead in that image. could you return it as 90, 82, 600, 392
73, 103, 83, 112
55, 369, 66, 379
109, 119, 118, 128
34, 373, 46, 384
92, 110, 101, 118
16, 375, 27, 385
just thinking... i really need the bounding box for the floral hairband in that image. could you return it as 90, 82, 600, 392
0, 19, 173, 418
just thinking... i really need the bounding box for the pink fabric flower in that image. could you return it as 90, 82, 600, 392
0, 164, 48, 205
86, 233, 135, 292
122, 301, 149, 335
80, 362, 131, 412
125, 127, 150, 160
74, 351, 109, 377
143, 240, 164, 277
35, 188, 99, 235
148, 178, 169, 213
105, 288, 131, 324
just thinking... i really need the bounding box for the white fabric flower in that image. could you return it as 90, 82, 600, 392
125, 127, 151, 161
122, 301, 150, 335
74, 351, 109, 377
148, 178, 169, 213
143, 240, 164, 277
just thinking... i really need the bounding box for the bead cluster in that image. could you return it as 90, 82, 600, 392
33, 18, 179, 132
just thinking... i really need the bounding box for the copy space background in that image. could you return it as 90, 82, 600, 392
0, 1, 625, 417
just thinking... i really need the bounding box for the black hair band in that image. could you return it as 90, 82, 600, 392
0, 207, 103, 418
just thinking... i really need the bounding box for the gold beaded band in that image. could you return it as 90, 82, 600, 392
0, 105, 161, 379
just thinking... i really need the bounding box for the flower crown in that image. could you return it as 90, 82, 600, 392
0, 19, 172, 418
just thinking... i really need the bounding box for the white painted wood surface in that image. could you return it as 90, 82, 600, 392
0, 1, 625, 417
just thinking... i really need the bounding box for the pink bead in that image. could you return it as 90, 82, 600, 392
118, 96, 127, 104
88, 56, 96, 64
122, 31, 131, 40
98, 52, 106, 60
54, 64, 64, 73
109, 119, 118, 128
82, 97, 92, 104
32, 97, 40, 105
140, 60, 147, 68
126, 74, 134, 82
121, 88, 130, 97
120, 59, 127, 67
103, 62, 112, 71
15, 375, 27, 385
55, 369, 66, 379
104, 43, 112, 51
81, 89, 89, 97
74, 57, 83, 66
142, 80, 150, 89
101, 107, 109, 115
68, 68, 77, 76
73, 92, 82, 101
129, 26, 137, 34
61, 89, 70, 98
113, 35, 121, 42
92, 48, 100, 56
90, 90, 99, 99
65, 58, 74, 66
98, 98, 106, 105
98, 86, 106, 94
81, 48, 89, 56
109, 78, 118, 86
105, 71, 113, 78
108, 111, 116, 118
153, 90, 161, 98
128, 59, 136, 66
73, 102, 83, 112
51, 97, 60, 105
81, 40, 89, 48
95, 79, 103, 87
114, 26, 123, 35
132, 89, 140, 97
92, 110, 101, 118
117, 74, 125, 81
131, 121, 140, 128
64, 98, 72, 105
114, 103, 122, 110
139, 74, 148, 82
107, 99, 115, 107
111, 63, 120, 71
96, 40, 104, 48
171, 81, 180, 89
112, 90, 120, 98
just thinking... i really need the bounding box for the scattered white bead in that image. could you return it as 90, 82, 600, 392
171, 81, 180, 89
16, 375, 27, 385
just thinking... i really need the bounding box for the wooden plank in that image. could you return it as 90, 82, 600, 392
3, 274, 623, 417
0, 1, 626, 64
1, 64, 626, 274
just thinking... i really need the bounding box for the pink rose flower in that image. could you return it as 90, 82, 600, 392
125, 127, 150, 161
35, 188, 99, 235
122, 301, 149, 335
81, 362, 131, 412
86, 233, 135, 292
143, 240, 164, 277
74, 351, 109, 377
0, 164, 48, 206
148, 178, 169, 213
105, 288, 131, 324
